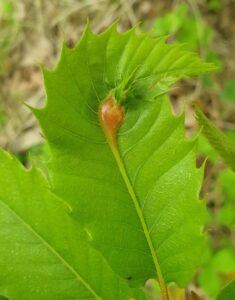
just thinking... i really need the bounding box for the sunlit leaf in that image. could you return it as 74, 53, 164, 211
34, 23, 213, 296
0, 150, 144, 300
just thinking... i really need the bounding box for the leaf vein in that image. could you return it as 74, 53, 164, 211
0, 200, 101, 300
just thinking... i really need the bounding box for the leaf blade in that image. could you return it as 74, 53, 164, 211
35, 24, 209, 290
0, 150, 144, 300
216, 280, 235, 300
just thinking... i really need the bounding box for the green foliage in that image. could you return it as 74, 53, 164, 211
1, 0, 13, 16
198, 137, 235, 298
196, 108, 235, 298
151, 2, 223, 80
198, 135, 217, 163
216, 280, 235, 300
199, 248, 235, 298
226, 130, 235, 144
220, 80, 235, 103
0, 149, 144, 300
152, 4, 188, 38
0, 112, 6, 126
152, 3, 212, 51
207, 0, 221, 11
217, 169, 235, 229
0, 23, 216, 299
34, 23, 213, 291
204, 167, 235, 229
196, 107, 235, 171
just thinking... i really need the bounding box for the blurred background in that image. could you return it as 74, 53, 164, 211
0, 0, 235, 299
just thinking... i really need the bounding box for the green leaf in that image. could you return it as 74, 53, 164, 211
217, 169, 235, 229
219, 168, 235, 201
152, 4, 188, 36
152, 3, 213, 52
220, 80, 235, 103
0, 149, 144, 300
196, 107, 235, 171
216, 280, 235, 300
198, 135, 217, 163
199, 248, 235, 298
34, 23, 211, 294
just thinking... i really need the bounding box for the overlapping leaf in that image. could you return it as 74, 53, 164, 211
216, 280, 235, 300
34, 23, 213, 290
196, 107, 235, 171
0, 150, 144, 300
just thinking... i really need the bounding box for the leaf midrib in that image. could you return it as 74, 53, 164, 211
0, 199, 101, 300
107, 140, 169, 300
